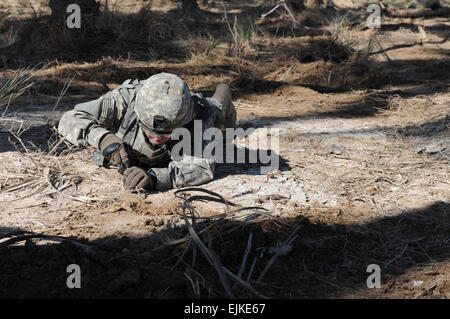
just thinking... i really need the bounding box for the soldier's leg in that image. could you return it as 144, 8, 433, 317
211, 83, 236, 130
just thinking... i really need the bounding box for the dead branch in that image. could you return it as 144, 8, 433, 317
43, 167, 103, 202
379, 1, 450, 18
47, 137, 66, 156
0, 177, 41, 193
182, 201, 235, 298
237, 232, 253, 279
246, 256, 258, 282
222, 267, 270, 299
178, 188, 271, 298
260, 2, 310, 29
256, 223, 302, 283
0, 231, 92, 251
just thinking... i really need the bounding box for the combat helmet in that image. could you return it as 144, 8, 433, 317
135, 73, 193, 133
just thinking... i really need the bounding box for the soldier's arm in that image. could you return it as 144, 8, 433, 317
149, 102, 217, 190
58, 86, 128, 148
151, 156, 215, 190
150, 87, 235, 190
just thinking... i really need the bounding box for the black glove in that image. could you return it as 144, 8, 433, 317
123, 166, 157, 191
99, 133, 130, 167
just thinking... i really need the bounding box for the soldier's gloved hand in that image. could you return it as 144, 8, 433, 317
123, 166, 156, 191
99, 133, 129, 167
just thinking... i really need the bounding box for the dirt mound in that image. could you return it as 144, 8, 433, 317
1, 201, 448, 298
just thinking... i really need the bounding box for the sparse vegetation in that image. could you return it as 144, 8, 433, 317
0, 67, 37, 108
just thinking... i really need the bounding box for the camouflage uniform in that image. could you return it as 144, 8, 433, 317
58, 73, 236, 190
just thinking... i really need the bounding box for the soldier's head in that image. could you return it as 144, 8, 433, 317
135, 72, 193, 145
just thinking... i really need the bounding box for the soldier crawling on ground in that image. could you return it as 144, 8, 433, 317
58, 73, 236, 192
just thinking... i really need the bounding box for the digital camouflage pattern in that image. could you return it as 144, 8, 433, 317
135, 73, 194, 133
58, 73, 236, 190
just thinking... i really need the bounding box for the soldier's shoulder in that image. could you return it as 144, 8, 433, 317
111, 79, 142, 102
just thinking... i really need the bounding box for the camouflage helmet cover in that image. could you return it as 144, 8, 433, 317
135, 72, 193, 133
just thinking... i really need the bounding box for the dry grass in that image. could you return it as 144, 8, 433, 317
0, 0, 386, 97
380, 94, 450, 127
0, 123, 101, 203
0, 1, 180, 64
185, 33, 219, 65
0, 66, 38, 109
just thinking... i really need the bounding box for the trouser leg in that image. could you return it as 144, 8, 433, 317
212, 83, 236, 130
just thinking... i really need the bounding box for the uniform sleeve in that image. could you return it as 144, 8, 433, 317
58, 87, 128, 148
150, 94, 236, 190
151, 156, 215, 190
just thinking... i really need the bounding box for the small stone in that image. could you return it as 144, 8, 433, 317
330, 146, 342, 155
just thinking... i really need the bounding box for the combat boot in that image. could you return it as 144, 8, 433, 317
212, 84, 236, 129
